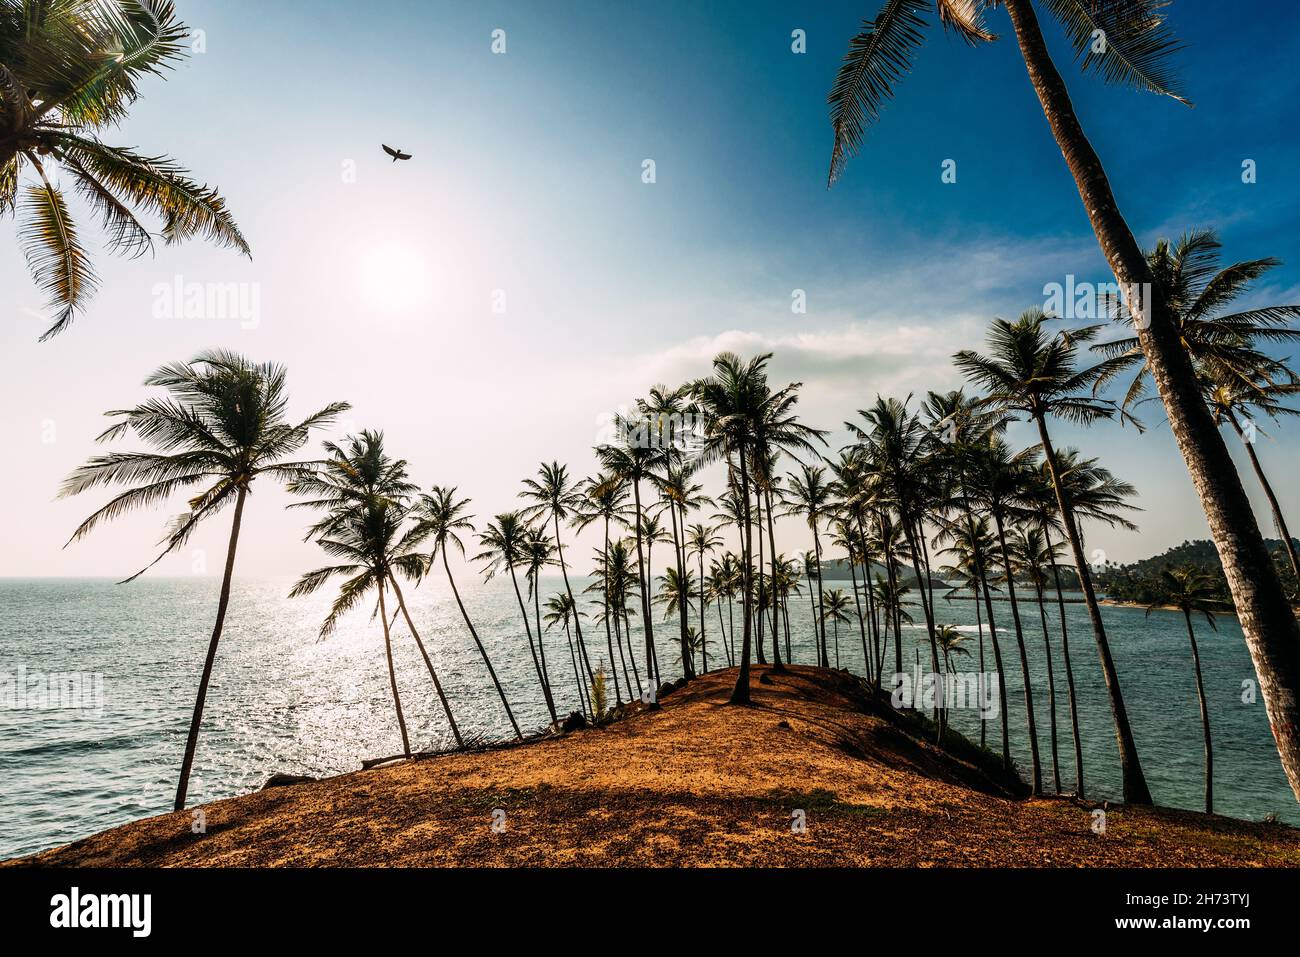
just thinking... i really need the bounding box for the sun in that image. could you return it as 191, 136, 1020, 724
355, 242, 440, 315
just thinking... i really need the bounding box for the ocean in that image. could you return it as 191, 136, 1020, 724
0, 573, 1295, 859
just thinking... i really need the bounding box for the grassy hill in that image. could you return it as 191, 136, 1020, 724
11, 666, 1298, 867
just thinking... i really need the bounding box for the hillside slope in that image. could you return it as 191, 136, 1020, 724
13, 665, 1300, 867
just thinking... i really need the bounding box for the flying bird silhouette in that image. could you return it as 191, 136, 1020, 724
382, 144, 412, 162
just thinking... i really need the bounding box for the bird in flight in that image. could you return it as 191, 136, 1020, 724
382, 144, 412, 162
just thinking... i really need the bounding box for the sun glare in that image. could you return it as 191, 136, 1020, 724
356, 242, 439, 315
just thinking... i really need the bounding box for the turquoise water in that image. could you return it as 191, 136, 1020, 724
0, 574, 1294, 859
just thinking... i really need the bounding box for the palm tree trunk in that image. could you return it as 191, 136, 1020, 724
764, 487, 784, 671
1033, 578, 1061, 794
566, 619, 590, 719
174, 486, 247, 811
726, 593, 736, 666
729, 443, 756, 705
1035, 414, 1150, 804
1044, 527, 1085, 797
902, 515, 943, 732
811, 522, 829, 668
376, 581, 412, 759
697, 548, 709, 673
667, 500, 695, 678
601, 516, 624, 704
1228, 412, 1300, 589
440, 547, 521, 739
630, 479, 657, 691
974, 575, 986, 751
389, 574, 463, 748
553, 514, 598, 686
754, 493, 767, 665
1004, 0, 1297, 802
976, 543, 1011, 770
993, 508, 1042, 795
510, 564, 557, 723
1183, 609, 1214, 814
848, 545, 869, 678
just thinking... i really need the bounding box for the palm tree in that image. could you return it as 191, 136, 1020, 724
291, 494, 463, 757
289, 434, 464, 752
596, 430, 665, 694
656, 567, 698, 673
1012, 525, 1063, 794
691, 352, 772, 704
655, 461, 706, 678
956, 309, 1150, 803
822, 588, 852, 669
60, 350, 346, 810
411, 486, 522, 739
828, 0, 1300, 804
476, 512, 558, 724
935, 624, 972, 682
686, 523, 724, 673
970, 436, 1044, 794
1099, 229, 1300, 588
1, 0, 249, 338
575, 473, 633, 704
523, 525, 558, 701
521, 462, 598, 686
1147, 566, 1229, 814
544, 592, 589, 720
784, 464, 836, 668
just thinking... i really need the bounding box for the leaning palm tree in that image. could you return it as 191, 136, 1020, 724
290, 499, 422, 758
543, 592, 589, 720
956, 309, 1150, 804
476, 512, 558, 724
410, 486, 522, 739
520, 462, 598, 686
1, 0, 249, 338
828, 0, 1300, 804
574, 472, 632, 704
60, 350, 346, 810
1147, 566, 1229, 814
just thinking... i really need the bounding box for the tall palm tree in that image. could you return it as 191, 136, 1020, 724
411, 486, 522, 739
60, 350, 346, 810
521, 462, 598, 686
956, 309, 1150, 803
970, 436, 1045, 794
1012, 525, 1063, 794
935, 624, 972, 683
476, 512, 558, 724
596, 430, 665, 694
1147, 566, 1229, 814
1, 0, 249, 338
575, 473, 632, 704
784, 464, 836, 668
686, 523, 724, 673
690, 352, 772, 704
829, 0, 1300, 803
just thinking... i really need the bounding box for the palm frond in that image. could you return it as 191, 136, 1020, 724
827, 0, 932, 185
1038, 0, 1188, 103
18, 176, 98, 339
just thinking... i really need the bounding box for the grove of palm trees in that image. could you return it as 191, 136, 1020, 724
3, 0, 1300, 935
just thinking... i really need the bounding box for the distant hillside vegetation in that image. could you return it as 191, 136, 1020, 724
1095, 539, 1299, 606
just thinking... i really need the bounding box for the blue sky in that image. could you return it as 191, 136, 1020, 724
2, 0, 1298, 577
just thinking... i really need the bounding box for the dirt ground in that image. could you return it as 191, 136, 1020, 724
13, 665, 1300, 867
